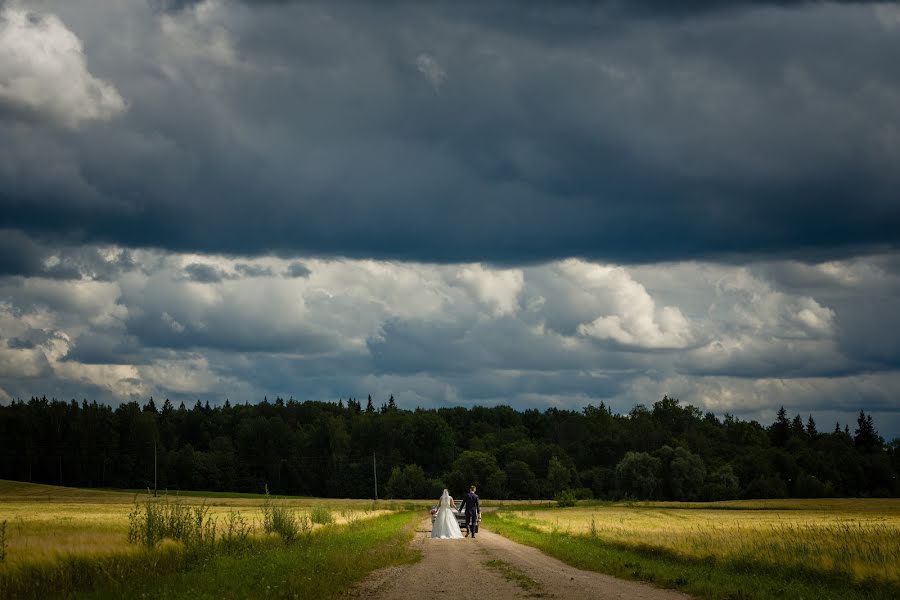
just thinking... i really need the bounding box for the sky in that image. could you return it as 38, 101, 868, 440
1, 0, 899, 438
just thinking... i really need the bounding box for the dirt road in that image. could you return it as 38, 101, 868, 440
347, 517, 692, 600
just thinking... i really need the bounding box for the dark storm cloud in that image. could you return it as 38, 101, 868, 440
4, 0, 900, 438
284, 262, 311, 278
7, 337, 36, 350
125, 306, 340, 355
0, 230, 45, 277
0, 229, 137, 279
235, 263, 273, 277
183, 262, 228, 283
2, 0, 898, 264
62, 331, 147, 365
153, 1, 882, 17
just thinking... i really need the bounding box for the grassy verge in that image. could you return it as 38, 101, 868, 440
1, 511, 421, 600
484, 513, 899, 600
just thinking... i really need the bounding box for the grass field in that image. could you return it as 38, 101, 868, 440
487, 498, 900, 600
0, 480, 412, 566
0, 480, 427, 598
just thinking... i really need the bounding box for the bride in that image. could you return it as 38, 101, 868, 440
431, 489, 463, 539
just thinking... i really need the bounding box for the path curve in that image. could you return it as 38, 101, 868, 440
347, 517, 693, 600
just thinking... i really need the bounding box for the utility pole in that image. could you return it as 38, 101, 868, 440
373, 452, 378, 501
154, 439, 158, 496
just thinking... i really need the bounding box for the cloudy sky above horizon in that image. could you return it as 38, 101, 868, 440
2, 0, 899, 437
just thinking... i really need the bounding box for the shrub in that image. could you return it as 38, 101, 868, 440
310, 506, 335, 526
555, 489, 578, 507
262, 488, 310, 542
572, 487, 594, 500
220, 510, 252, 552
127, 493, 216, 550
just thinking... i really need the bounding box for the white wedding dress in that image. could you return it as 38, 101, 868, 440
431, 489, 463, 539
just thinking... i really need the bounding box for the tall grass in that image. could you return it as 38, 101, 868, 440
0, 511, 420, 600
220, 510, 252, 552
261, 488, 311, 542
126, 493, 216, 550
310, 505, 335, 525
487, 500, 900, 600
488, 514, 899, 600
499, 502, 900, 585
0, 520, 7, 562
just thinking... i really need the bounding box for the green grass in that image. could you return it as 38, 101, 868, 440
497, 500, 900, 585
485, 512, 899, 600
1, 511, 421, 599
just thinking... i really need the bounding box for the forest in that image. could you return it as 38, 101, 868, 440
1, 395, 897, 501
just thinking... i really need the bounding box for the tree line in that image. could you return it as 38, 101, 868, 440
0, 394, 897, 500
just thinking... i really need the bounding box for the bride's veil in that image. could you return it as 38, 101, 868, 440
439, 488, 451, 509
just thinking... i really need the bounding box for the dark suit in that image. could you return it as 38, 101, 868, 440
458, 491, 480, 536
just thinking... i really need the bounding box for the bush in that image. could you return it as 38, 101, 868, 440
127, 493, 216, 550
555, 489, 578, 507
310, 506, 335, 526
262, 488, 310, 542
220, 510, 252, 552
572, 487, 594, 500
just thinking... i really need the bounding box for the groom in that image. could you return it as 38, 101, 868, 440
458, 484, 480, 538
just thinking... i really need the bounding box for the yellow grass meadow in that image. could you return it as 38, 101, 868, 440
499, 499, 900, 585
0, 480, 402, 566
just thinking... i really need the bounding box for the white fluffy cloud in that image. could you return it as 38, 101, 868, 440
456, 264, 523, 317
1, 248, 898, 436
0, 2, 126, 128
562, 261, 694, 349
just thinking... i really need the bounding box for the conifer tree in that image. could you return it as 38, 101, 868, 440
791, 414, 805, 437
854, 410, 881, 450
806, 415, 817, 438
770, 406, 791, 446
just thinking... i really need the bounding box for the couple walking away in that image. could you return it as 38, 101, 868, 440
432, 485, 480, 540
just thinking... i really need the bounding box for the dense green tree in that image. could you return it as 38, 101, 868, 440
655, 446, 706, 500
790, 414, 806, 438
1, 395, 897, 501
616, 451, 661, 499
504, 460, 538, 499
744, 475, 788, 499
854, 410, 882, 451
385, 464, 429, 498
806, 415, 818, 439
770, 406, 791, 447
793, 472, 831, 498
546, 456, 571, 495
702, 464, 740, 500
447, 450, 507, 499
